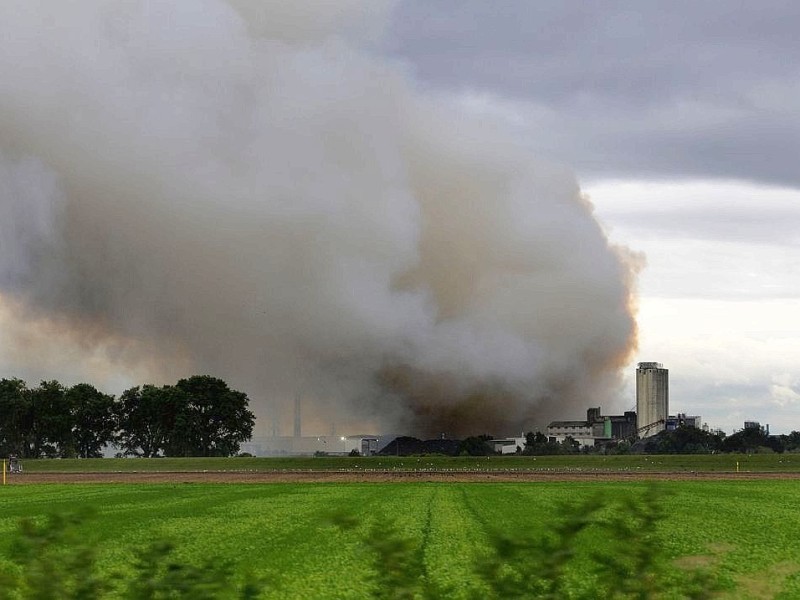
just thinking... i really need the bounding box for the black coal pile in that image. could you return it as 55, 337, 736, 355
378, 436, 462, 456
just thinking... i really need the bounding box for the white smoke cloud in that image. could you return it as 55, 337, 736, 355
0, 0, 638, 436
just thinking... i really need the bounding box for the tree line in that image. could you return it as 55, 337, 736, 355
640, 425, 800, 454
0, 375, 254, 458
525, 427, 800, 455
400, 427, 800, 457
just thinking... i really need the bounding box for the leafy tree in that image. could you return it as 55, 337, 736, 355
766, 434, 787, 453
0, 378, 29, 457
459, 435, 496, 456
722, 427, 780, 453
117, 377, 254, 458
67, 384, 116, 458
173, 376, 255, 457
644, 427, 725, 454
783, 431, 800, 451
116, 385, 175, 457
523, 431, 562, 455
158, 384, 199, 458
27, 380, 72, 458
560, 436, 581, 454
608, 440, 631, 455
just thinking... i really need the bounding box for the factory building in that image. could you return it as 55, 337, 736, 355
545, 362, 707, 445
666, 413, 703, 431
547, 407, 637, 447
546, 419, 595, 447
636, 362, 669, 438
245, 435, 383, 456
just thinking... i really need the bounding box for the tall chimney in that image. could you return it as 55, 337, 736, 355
294, 393, 301, 438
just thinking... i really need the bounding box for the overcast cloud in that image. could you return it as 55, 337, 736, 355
385, 1, 800, 433
1, 1, 798, 437
385, 0, 800, 187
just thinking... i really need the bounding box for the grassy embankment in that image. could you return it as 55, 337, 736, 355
15, 452, 800, 473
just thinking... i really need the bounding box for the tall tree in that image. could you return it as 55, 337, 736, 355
459, 435, 496, 456
67, 383, 116, 458
156, 385, 196, 458
0, 378, 29, 456
28, 380, 72, 458
523, 431, 562, 455
722, 427, 777, 453
174, 376, 254, 457
116, 385, 175, 457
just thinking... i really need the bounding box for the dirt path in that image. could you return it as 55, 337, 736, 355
8, 470, 800, 484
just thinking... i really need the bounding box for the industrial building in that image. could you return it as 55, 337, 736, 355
491, 436, 527, 454
547, 407, 637, 447
546, 419, 595, 447
666, 413, 703, 431
238, 393, 386, 456
636, 362, 669, 438
544, 362, 707, 447
241, 435, 383, 456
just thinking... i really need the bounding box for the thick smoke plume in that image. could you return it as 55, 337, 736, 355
0, 1, 638, 437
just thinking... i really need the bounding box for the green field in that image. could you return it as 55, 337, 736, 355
14, 452, 800, 473
1, 481, 799, 598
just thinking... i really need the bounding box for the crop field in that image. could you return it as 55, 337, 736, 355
1, 481, 799, 598
15, 452, 800, 473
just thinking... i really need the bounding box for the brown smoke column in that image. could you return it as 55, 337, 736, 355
0, 1, 639, 437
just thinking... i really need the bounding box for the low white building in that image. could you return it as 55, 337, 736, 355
491, 437, 526, 454
248, 435, 382, 456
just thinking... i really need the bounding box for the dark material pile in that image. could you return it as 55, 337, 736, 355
378, 436, 462, 456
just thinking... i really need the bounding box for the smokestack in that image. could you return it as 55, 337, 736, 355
0, 0, 639, 437
294, 393, 301, 438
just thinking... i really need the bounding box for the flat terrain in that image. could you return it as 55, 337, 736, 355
9, 469, 800, 484
3, 457, 800, 597
1, 481, 799, 598
9, 452, 800, 476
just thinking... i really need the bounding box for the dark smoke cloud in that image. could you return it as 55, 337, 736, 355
0, 0, 639, 437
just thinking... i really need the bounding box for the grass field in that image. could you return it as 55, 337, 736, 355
14, 452, 800, 473
1, 481, 799, 598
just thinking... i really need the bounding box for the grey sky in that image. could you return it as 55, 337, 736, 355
384, 2, 800, 433
0, 1, 796, 436
384, 1, 800, 187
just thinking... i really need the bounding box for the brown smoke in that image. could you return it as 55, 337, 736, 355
0, 0, 638, 437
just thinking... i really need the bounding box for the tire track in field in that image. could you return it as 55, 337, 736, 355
420, 485, 489, 598
419, 486, 437, 558
458, 485, 494, 536
415, 485, 437, 594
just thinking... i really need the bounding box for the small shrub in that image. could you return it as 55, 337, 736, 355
0, 510, 264, 600
335, 486, 721, 600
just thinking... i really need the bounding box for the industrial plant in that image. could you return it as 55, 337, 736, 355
238, 361, 708, 456
546, 361, 704, 448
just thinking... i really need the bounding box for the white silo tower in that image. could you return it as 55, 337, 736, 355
636, 362, 668, 438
